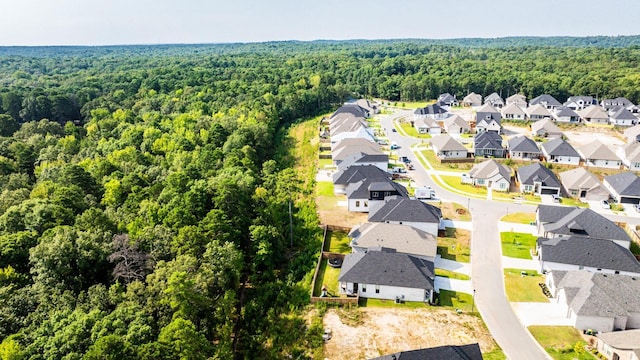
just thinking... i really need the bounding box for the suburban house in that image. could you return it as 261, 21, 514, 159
337, 152, 389, 172
517, 163, 561, 196
484, 92, 505, 108
617, 142, 640, 171
623, 124, 640, 143
601, 97, 634, 111
610, 107, 637, 126
536, 205, 631, 248
465, 159, 511, 192
330, 120, 375, 143
536, 236, 640, 276
531, 119, 563, 138
506, 93, 528, 108
368, 196, 442, 236
553, 106, 581, 123
596, 329, 640, 360
462, 92, 482, 107
430, 134, 468, 160
546, 270, 640, 333
332, 104, 370, 119
345, 178, 408, 212
474, 131, 506, 158
507, 136, 542, 160
371, 344, 483, 360
329, 112, 367, 133
563, 96, 596, 111
438, 93, 458, 107
529, 94, 562, 110
349, 222, 437, 261
603, 172, 640, 204
338, 249, 435, 303
559, 167, 610, 201
443, 114, 470, 134
475, 103, 502, 133
541, 138, 581, 165
331, 138, 382, 167
578, 105, 610, 125
578, 141, 622, 169
413, 103, 450, 121
345, 99, 379, 115
332, 164, 392, 194
525, 104, 553, 120
414, 116, 442, 135
501, 102, 526, 120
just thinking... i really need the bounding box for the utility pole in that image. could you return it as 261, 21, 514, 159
471, 289, 476, 312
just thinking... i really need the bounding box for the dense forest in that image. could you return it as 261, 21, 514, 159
0, 37, 640, 359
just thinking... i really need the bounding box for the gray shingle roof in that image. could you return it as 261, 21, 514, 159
438, 93, 456, 104
370, 344, 483, 360
333, 165, 391, 185
484, 92, 504, 105
541, 138, 580, 157
346, 178, 409, 200
430, 134, 467, 152
517, 163, 560, 187
538, 236, 640, 273
578, 105, 609, 120
501, 102, 526, 116
531, 119, 562, 136
338, 153, 389, 170
414, 103, 449, 116
349, 223, 437, 258
463, 92, 482, 105
474, 131, 503, 150
508, 136, 540, 153
339, 250, 434, 290
555, 106, 579, 118
537, 205, 631, 242
469, 159, 511, 180
604, 172, 640, 197
578, 141, 620, 161
597, 330, 640, 350
443, 114, 470, 130
611, 107, 637, 120
526, 104, 553, 117
530, 94, 561, 107
476, 103, 502, 123
559, 167, 604, 192
368, 197, 442, 223
332, 104, 368, 119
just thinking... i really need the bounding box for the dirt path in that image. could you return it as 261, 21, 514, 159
323, 307, 497, 359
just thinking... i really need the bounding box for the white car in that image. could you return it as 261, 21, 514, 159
600, 200, 610, 209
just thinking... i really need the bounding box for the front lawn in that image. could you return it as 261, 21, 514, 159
435, 268, 471, 281
440, 175, 488, 196
438, 227, 471, 263
503, 268, 548, 302
500, 232, 538, 259
398, 122, 432, 138
421, 151, 473, 172
438, 290, 476, 312
529, 326, 593, 360
500, 212, 536, 224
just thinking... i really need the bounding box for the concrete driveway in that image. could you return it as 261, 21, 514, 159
435, 256, 471, 276
511, 302, 574, 327
434, 277, 473, 294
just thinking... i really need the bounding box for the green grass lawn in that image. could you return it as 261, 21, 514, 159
560, 197, 589, 208
440, 175, 488, 195
482, 350, 507, 360
438, 227, 471, 263
358, 298, 429, 308
435, 268, 471, 281
318, 158, 333, 168
500, 212, 536, 224
529, 326, 593, 360
325, 231, 351, 253
421, 150, 472, 172
438, 290, 476, 312
500, 232, 538, 259
316, 181, 334, 197
398, 122, 432, 138
503, 268, 549, 302
312, 258, 341, 297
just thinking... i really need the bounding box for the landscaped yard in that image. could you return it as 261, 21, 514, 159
440, 202, 472, 221
500, 212, 536, 224
500, 232, 538, 259
503, 268, 548, 302
435, 268, 471, 281
313, 258, 341, 297
420, 150, 473, 172
398, 122, 431, 138
438, 227, 471, 263
440, 175, 488, 196
528, 326, 593, 360
325, 230, 351, 253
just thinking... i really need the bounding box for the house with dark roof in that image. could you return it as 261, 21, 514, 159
553, 106, 581, 123
546, 270, 640, 333
501, 103, 526, 120
368, 197, 442, 236
517, 163, 561, 195
604, 172, 640, 204
333, 164, 391, 194
370, 344, 483, 360
563, 96, 596, 111
596, 329, 640, 360
413, 116, 442, 135
345, 178, 408, 212
466, 159, 511, 192
536, 236, 640, 276
474, 131, 505, 158
413, 103, 450, 121
338, 249, 435, 302
601, 97, 633, 111
617, 142, 640, 171
331, 138, 381, 166
531, 119, 563, 138
507, 136, 541, 160
484, 92, 504, 108
443, 114, 471, 134
349, 222, 438, 261
506, 94, 527, 108
529, 94, 562, 110
536, 205, 631, 248
578, 105, 609, 125
462, 92, 482, 107
559, 167, 610, 201
610, 107, 637, 127
430, 134, 468, 160
541, 138, 581, 165
438, 93, 458, 107
578, 141, 622, 169
475, 103, 502, 133
337, 152, 389, 172
331, 104, 370, 119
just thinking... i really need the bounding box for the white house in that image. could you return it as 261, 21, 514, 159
466, 159, 511, 192
541, 138, 581, 165
578, 141, 622, 169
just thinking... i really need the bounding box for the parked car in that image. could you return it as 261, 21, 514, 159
552, 194, 560, 203
406, 163, 414, 170
323, 328, 332, 342
633, 204, 640, 213
600, 200, 610, 209
392, 128, 397, 132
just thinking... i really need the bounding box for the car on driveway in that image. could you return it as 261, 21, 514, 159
392, 128, 397, 132
601, 200, 610, 209
552, 194, 560, 203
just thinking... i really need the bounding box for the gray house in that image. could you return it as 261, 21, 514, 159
578, 141, 622, 169
474, 131, 505, 158
553, 106, 580, 123
462, 92, 482, 107
559, 167, 610, 201
531, 119, 563, 138
578, 105, 609, 124
517, 163, 561, 195
508, 136, 541, 160
529, 94, 562, 110
349, 222, 437, 261
368, 197, 442, 236
484, 92, 505, 108
603, 172, 640, 204
437, 93, 458, 107
413, 103, 450, 121
475, 103, 502, 133
430, 134, 468, 160
541, 138, 581, 165
371, 344, 483, 360
563, 96, 596, 111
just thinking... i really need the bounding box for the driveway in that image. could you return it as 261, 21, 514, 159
502, 257, 539, 271
511, 302, 574, 327
434, 277, 473, 294
435, 256, 471, 276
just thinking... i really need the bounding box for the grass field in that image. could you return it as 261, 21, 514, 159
435, 268, 471, 281
399, 122, 432, 138
503, 268, 548, 302
438, 227, 471, 263
313, 258, 341, 297
326, 231, 351, 253
500, 212, 536, 224
438, 290, 476, 312
500, 232, 538, 259
528, 326, 593, 360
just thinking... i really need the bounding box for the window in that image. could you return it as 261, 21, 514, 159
499, 182, 506, 189
615, 271, 620, 274
371, 191, 379, 197
355, 201, 360, 207
477, 179, 485, 185
362, 284, 366, 293
364, 201, 368, 208
375, 285, 380, 294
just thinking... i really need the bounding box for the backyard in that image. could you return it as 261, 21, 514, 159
437, 227, 471, 263
315, 181, 368, 227
324, 230, 350, 253
500, 232, 538, 259
503, 268, 549, 302
313, 258, 342, 297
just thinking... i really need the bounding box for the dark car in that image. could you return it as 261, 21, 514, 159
392, 128, 397, 132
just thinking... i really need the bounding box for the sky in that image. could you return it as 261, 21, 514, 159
0, 0, 639, 46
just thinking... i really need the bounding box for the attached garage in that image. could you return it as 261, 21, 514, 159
604, 172, 640, 204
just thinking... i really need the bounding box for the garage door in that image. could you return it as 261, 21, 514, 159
620, 197, 640, 204
541, 188, 558, 195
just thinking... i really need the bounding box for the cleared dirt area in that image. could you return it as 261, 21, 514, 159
323, 307, 497, 359
563, 129, 624, 147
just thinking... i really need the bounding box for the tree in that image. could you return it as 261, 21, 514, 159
0, 115, 19, 137
108, 234, 152, 284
